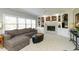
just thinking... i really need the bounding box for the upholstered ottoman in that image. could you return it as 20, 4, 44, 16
4, 35, 30, 51
32, 33, 44, 43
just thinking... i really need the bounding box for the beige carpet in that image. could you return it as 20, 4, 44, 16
20, 33, 75, 51
0, 33, 75, 51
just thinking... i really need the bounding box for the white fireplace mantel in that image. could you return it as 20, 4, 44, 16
44, 21, 58, 34
45, 21, 58, 26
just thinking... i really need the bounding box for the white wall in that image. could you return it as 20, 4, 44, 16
0, 8, 37, 34
37, 9, 75, 38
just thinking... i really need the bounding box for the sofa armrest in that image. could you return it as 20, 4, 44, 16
4, 34, 11, 41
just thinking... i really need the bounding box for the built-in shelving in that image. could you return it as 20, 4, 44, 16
37, 14, 68, 29
37, 16, 57, 27
62, 14, 68, 28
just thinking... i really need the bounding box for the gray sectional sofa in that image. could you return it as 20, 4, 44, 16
4, 28, 37, 51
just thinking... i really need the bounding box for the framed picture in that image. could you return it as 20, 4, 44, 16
51, 16, 56, 21
46, 16, 50, 21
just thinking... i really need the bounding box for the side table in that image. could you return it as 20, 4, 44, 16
0, 35, 4, 48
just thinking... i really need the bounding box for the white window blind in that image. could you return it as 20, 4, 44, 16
4, 16, 17, 30
32, 20, 36, 28
18, 18, 25, 29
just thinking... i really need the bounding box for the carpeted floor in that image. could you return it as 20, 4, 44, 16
20, 33, 75, 51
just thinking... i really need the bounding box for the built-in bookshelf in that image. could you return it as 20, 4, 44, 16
38, 17, 40, 27
62, 14, 68, 28
37, 17, 44, 27
37, 16, 62, 28
41, 17, 44, 27
57, 14, 68, 28
58, 15, 61, 28
58, 16, 61, 22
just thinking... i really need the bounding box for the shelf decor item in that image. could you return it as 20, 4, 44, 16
41, 17, 44, 27
38, 17, 40, 27
41, 17, 44, 22
58, 16, 61, 22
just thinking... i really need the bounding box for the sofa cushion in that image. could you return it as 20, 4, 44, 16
5, 29, 18, 38
5, 35, 30, 48
17, 28, 31, 34
17, 29, 25, 34
25, 28, 31, 33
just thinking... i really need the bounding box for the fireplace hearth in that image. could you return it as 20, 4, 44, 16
47, 26, 55, 31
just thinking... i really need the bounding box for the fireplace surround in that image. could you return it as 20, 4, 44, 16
47, 26, 55, 31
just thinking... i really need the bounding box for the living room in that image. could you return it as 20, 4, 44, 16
0, 8, 79, 51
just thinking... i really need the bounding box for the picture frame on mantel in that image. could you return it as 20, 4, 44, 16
51, 16, 57, 21
46, 16, 50, 21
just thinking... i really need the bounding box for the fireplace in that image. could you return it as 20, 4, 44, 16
47, 26, 55, 31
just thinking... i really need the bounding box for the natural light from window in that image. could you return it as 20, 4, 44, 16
18, 18, 25, 29
26, 19, 31, 28
4, 16, 17, 30
4, 15, 36, 30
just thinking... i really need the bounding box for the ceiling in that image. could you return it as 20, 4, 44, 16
10, 8, 74, 16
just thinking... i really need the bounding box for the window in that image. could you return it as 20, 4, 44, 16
4, 16, 17, 30
4, 15, 36, 30
18, 18, 25, 29
32, 20, 36, 28
26, 19, 31, 28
